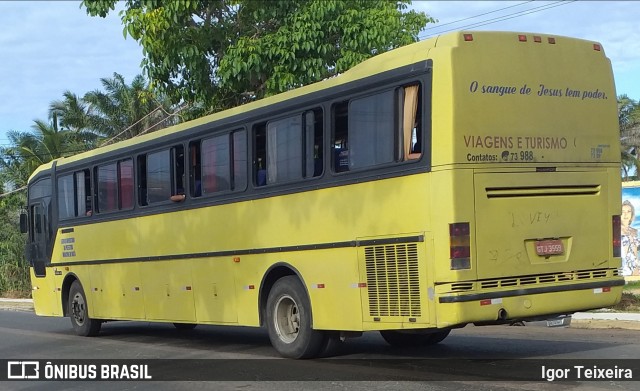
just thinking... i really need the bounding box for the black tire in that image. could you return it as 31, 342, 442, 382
380, 329, 450, 347
69, 280, 101, 337
266, 276, 325, 358
173, 323, 197, 330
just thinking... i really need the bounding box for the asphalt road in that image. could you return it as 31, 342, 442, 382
1, 309, 639, 390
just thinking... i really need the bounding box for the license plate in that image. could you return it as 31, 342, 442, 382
535, 239, 564, 256
546, 317, 571, 327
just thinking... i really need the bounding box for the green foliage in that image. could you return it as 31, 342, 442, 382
82, 0, 433, 112
0, 192, 29, 297
619, 94, 640, 180
51, 73, 177, 144
0, 114, 88, 188
0, 72, 174, 297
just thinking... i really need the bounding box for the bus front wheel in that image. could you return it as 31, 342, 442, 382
266, 276, 325, 358
68, 280, 102, 337
380, 329, 450, 347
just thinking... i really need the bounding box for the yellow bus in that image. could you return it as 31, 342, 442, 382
23, 31, 623, 358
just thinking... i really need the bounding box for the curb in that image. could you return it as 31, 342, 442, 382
0, 298, 34, 312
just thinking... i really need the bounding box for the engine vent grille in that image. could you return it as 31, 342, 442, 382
365, 243, 421, 317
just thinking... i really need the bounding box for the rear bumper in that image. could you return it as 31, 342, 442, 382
435, 277, 624, 328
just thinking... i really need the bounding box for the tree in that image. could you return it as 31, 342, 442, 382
52, 73, 178, 144
619, 94, 640, 180
0, 191, 29, 297
0, 114, 87, 188
82, 0, 433, 113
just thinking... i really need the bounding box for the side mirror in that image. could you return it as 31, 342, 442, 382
19, 212, 28, 234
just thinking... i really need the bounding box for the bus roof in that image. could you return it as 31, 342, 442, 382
29, 30, 607, 181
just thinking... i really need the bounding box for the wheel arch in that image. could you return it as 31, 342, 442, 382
61, 273, 80, 316
258, 262, 310, 327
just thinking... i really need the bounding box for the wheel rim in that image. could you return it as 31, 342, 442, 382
71, 292, 86, 326
273, 294, 300, 344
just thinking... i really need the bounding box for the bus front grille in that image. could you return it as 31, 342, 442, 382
364, 243, 421, 317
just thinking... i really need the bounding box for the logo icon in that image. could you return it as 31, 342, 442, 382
7, 361, 40, 379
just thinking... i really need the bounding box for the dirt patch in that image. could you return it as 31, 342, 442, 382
1, 290, 32, 299
610, 292, 640, 312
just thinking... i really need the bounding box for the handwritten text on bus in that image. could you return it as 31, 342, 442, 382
468, 81, 608, 100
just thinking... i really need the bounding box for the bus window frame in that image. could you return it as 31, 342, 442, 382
56, 168, 92, 220
188, 127, 249, 200
46, 62, 432, 224
251, 106, 325, 189
329, 80, 425, 176
137, 143, 186, 208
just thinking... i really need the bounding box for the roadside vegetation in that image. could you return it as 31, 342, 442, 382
609, 281, 640, 312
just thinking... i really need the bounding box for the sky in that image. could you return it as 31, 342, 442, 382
1, 1, 639, 148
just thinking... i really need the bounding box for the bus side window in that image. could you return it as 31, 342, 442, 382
96, 163, 118, 213
304, 108, 323, 178
254, 123, 267, 186
171, 145, 185, 200
76, 169, 92, 216
201, 135, 231, 194
332, 101, 349, 173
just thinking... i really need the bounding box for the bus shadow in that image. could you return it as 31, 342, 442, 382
97, 321, 276, 355
91, 321, 623, 360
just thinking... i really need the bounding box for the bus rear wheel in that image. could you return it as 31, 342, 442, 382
380, 329, 450, 347
266, 276, 325, 358
69, 280, 101, 337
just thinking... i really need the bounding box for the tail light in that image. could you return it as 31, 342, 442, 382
612, 215, 621, 257
450, 222, 471, 270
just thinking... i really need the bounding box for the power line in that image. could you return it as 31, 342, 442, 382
421, 1, 535, 32
420, 1, 577, 39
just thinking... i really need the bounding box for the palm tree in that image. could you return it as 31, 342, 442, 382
50, 73, 178, 146
0, 114, 87, 187
82, 73, 178, 143
619, 95, 640, 180
49, 91, 101, 149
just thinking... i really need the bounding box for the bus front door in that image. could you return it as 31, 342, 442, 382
28, 197, 51, 278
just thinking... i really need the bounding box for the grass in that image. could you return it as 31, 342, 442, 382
623, 281, 640, 291
608, 280, 640, 312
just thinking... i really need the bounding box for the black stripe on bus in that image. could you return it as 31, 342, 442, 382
50, 235, 424, 267
61, 228, 74, 234
438, 279, 625, 303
